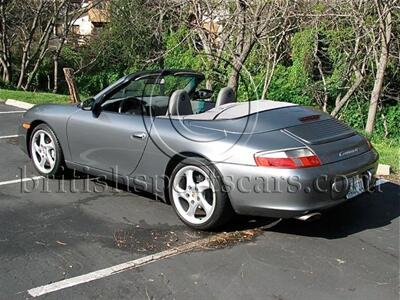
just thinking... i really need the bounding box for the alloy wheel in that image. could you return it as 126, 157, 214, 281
172, 165, 216, 225
31, 129, 56, 174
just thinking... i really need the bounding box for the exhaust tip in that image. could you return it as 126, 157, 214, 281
294, 212, 321, 222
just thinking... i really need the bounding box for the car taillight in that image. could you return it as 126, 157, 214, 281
254, 148, 321, 168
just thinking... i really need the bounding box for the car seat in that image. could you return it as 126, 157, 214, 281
167, 90, 193, 116
215, 87, 236, 106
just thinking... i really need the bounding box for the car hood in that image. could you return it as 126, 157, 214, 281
23, 103, 79, 120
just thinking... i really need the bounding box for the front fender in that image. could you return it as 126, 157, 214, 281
19, 104, 79, 162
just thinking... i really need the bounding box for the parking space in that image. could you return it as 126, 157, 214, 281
0, 103, 36, 181
0, 102, 399, 299
0, 103, 25, 137
0, 138, 37, 182
0, 178, 206, 297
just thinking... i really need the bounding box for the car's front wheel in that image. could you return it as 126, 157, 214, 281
169, 158, 234, 230
29, 124, 65, 177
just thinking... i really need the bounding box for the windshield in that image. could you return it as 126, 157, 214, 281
100, 72, 206, 116
137, 74, 201, 97
104, 73, 204, 100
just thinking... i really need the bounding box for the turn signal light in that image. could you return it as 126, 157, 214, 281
22, 122, 30, 129
254, 148, 321, 168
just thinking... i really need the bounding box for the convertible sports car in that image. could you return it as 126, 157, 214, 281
18, 69, 378, 229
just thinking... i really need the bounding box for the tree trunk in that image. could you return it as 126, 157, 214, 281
63, 68, 80, 103
47, 74, 51, 91
16, 1, 44, 89
261, 54, 279, 100
227, 34, 254, 94
0, 57, 11, 82
53, 55, 59, 93
205, 79, 212, 90
365, 9, 392, 134
228, 67, 240, 93
330, 69, 364, 117
52, 1, 71, 93
365, 55, 388, 133
0, 0, 11, 83
23, 13, 58, 91
16, 59, 27, 89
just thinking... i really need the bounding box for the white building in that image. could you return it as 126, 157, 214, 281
71, 3, 109, 37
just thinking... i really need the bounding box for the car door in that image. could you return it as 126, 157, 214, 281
66, 80, 152, 177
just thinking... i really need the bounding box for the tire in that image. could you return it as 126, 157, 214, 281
169, 157, 234, 230
29, 123, 66, 177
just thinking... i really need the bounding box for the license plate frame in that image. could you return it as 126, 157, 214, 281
346, 175, 365, 199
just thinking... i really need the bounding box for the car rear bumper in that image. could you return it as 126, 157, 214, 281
216, 149, 379, 218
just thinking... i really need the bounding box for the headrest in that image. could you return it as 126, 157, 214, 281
167, 90, 193, 116
216, 87, 236, 106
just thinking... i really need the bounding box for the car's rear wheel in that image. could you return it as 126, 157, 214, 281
30, 124, 65, 177
169, 158, 234, 230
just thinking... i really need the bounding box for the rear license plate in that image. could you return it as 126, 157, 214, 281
346, 176, 365, 199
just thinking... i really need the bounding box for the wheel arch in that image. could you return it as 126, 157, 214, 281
163, 152, 227, 204
26, 120, 47, 157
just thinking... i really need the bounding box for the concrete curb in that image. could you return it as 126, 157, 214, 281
377, 163, 391, 176
5, 99, 35, 110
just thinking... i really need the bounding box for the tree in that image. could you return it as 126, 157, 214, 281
365, 0, 396, 134
0, 0, 16, 83
328, 0, 370, 117
188, 0, 296, 93
52, 0, 101, 93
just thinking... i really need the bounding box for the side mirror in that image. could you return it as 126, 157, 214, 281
92, 101, 102, 117
80, 98, 95, 111
80, 97, 102, 117
194, 89, 213, 100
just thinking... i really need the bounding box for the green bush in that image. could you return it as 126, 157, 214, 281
76, 71, 121, 97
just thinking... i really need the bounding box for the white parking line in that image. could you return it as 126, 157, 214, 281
375, 178, 388, 186
0, 134, 20, 139
0, 176, 43, 187
0, 111, 25, 114
28, 245, 186, 297
27, 219, 282, 298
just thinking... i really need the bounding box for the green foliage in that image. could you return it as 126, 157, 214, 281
164, 28, 203, 70
105, 0, 160, 70
288, 29, 315, 86
267, 65, 311, 105
75, 71, 120, 97
60, 46, 83, 68
30, 56, 53, 91
235, 30, 316, 104
0, 80, 15, 90
234, 45, 266, 101
372, 140, 400, 173
266, 30, 315, 105
60, 42, 129, 96
376, 104, 400, 139
337, 100, 369, 131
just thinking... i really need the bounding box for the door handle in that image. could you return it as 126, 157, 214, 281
131, 132, 147, 139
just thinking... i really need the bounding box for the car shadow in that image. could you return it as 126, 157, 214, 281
61, 169, 165, 200
56, 171, 400, 239
267, 181, 400, 239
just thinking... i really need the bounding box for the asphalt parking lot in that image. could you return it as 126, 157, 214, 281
0, 102, 399, 300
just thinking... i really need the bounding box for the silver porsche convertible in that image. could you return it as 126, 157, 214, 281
18, 69, 379, 229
